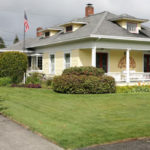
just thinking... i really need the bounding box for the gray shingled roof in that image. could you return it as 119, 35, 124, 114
109, 14, 148, 22
5, 11, 150, 50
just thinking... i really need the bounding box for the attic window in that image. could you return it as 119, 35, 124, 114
66, 26, 72, 32
127, 22, 138, 33
45, 32, 50, 37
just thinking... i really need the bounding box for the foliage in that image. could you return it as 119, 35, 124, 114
13, 35, 19, 44
63, 66, 104, 76
0, 87, 150, 149
52, 75, 116, 94
117, 85, 150, 93
26, 72, 44, 84
0, 37, 5, 48
0, 52, 27, 83
0, 77, 12, 86
11, 83, 41, 88
46, 78, 53, 87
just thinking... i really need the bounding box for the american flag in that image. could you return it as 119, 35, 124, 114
24, 12, 29, 32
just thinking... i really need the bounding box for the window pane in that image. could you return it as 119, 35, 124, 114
50, 55, 55, 74
66, 26, 72, 32
38, 57, 42, 70
127, 23, 137, 33
65, 53, 70, 69
28, 56, 31, 68
45, 32, 50, 37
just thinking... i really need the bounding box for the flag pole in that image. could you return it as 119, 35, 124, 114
23, 10, 25, 52
23, 10, 26, 84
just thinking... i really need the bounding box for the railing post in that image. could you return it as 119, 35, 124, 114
92, 46, 96, 67
126, 48, 131, 83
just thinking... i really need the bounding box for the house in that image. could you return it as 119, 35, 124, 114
3, 4, 150, 85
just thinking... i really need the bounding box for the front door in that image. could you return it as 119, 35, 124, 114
144, 54, 150, 72
96, 53, 108, 72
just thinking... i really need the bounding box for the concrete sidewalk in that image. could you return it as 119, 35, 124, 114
0, 115, 63, 150
78, 138, 150, 150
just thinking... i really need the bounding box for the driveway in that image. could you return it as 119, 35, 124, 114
0, 115, 63, 150
77, 138, 150, 150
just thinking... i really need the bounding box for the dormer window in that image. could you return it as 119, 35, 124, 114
66, 26, 73, 32
127, 22, 138, 33
45, 32, 50, 37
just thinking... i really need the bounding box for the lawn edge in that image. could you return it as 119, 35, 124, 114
0, 113, 65, 150
76, 137, 150, 150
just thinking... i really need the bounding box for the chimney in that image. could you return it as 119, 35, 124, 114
36, 27, 43, 37
85, 3, 94, 17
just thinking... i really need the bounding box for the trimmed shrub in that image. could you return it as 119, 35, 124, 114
52, 75, 116, 94
0, 52, 27, 83
63, 66, 104, 76
0, 77, 12, 86
26, 72, 44, 84
117, 85, 150, 93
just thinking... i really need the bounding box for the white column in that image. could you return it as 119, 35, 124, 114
92, 46, 96, 67
126, 48, 130, 83
36, 56, 38, 69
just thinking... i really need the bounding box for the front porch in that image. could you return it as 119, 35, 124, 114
91, 47, 150, 84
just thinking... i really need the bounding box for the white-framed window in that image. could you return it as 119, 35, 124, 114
37, 56, 43, 70
50, 54, 55, 74
127, 22, 138, 33
64, 53, 70, 69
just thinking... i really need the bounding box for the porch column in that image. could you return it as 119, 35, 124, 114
92, 46, 96, 67
126, 48, 131, 83
36, 56, 38, 70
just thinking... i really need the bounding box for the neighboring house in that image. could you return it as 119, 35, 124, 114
3, 4, 150, 84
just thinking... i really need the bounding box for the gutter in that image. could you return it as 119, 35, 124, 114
0, 50, 33, 53
90, 34, 150, 42
29, 34, 150, 49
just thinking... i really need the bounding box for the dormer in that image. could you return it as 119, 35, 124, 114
110, 14, 148, 34
60, 21, 87, 33
42, 27, 63, 38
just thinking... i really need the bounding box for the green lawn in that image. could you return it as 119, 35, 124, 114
0, 87, 150, 149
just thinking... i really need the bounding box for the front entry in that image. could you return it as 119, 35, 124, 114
96, 53, 108, 72
144, 54, 150, 72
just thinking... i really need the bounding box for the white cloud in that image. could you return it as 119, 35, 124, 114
0, 0, 150, 45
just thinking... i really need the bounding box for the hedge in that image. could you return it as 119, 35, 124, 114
52, 75, 116, 94
63, 66, 104, 76
0, 52, 27, 83
0, 77, 12, 86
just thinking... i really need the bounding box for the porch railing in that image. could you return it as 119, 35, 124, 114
106, 72, 150, 82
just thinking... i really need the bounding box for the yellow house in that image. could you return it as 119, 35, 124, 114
3, 4, 150, 85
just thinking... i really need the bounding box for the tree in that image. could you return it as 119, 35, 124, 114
0, 52, 28, 83
13, 35, 19, 44
0, 37, 5, 49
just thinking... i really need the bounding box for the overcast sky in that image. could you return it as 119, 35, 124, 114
0, 0, 150, 46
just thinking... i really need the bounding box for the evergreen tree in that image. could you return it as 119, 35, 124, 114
13, 35, 19, 44
0, 37, 5, 49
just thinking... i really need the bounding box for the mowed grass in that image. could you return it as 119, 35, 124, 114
0, 87, 150, 149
